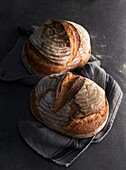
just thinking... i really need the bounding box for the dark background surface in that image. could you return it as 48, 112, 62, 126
0, 0, 126, 169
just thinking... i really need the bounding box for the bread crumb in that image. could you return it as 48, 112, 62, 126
96, 55, 103, 59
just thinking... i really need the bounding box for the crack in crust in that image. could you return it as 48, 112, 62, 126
30, 72, 109, 138
22, 19, 91, 75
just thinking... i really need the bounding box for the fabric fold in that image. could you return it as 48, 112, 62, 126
19, 121, 95, 167
0, 26, 123, 166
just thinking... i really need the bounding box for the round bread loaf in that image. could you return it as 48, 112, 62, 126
22, 19, 91, 75
30, 72, 109, 138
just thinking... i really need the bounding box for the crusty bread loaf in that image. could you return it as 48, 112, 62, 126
22, 19, 91, 75
30, 72, 109, 138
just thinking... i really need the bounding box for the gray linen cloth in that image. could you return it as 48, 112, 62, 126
0, 26, 123, 167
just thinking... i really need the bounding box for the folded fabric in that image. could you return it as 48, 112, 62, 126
0, 26, 123, 166
0, 33, 43, 87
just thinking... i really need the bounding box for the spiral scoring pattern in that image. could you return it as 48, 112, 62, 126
30, 20, 71, 65
23, 19, 91, 75
67, 21, 90, 68
29, 19, 90, 66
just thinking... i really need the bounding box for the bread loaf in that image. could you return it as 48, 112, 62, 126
22, 19, 91, 75
30, 72, 109, 138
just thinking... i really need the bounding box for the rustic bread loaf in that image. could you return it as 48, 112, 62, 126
22, 19, 91, 75
30, 72, 109, 138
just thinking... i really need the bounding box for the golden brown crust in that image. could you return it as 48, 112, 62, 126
23, 20, 91, 75
61, 99, 108, 135
23, 40, 91, 75
23, 40, 65, 75
31, 86, 109, 138
59, 21, 80, 63
54, 73, 85, 112
30, 73, 109, 138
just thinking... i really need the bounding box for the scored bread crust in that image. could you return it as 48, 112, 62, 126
30, 74, 109, 139
61, 99, 109, 138
22, 20, 91, 75
23, 40, 90, 75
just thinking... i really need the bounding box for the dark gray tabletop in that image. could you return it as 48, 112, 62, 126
0, 0, 126, 170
